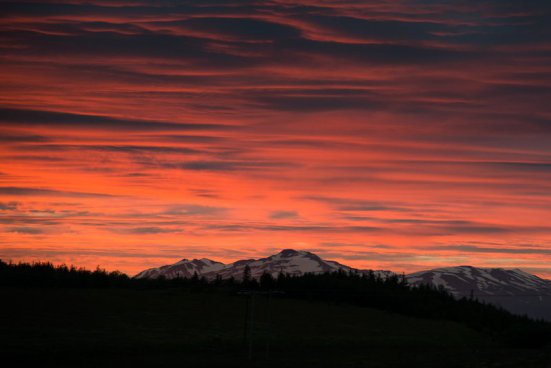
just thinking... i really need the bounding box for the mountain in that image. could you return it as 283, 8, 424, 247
135, 250, 551, 321
135, 249, 392, 280
135, 258, 225, 279
406, 266, 551, 321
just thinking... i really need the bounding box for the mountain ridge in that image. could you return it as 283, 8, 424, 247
406, 265, 551, 296
135, 249, 394, 280
135, 249, 551, 321
135, 249, 551, 285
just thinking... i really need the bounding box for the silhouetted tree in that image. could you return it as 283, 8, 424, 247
242, 265, 251, 285
260, 271, 274, 289
191, 271, 199, 284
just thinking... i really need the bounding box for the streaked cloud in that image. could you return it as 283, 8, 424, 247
0, 0, 550, 277
0, 187, 114, 198
270, 210, 299, 219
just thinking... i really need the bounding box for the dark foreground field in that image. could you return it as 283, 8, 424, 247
1, 287, 550, 368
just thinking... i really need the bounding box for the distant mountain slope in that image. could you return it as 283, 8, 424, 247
135, 249, 392, 280
407, 266, 551, 297
406, 266, 551, 321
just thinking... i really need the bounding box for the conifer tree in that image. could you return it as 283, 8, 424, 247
242, 265, 252, 286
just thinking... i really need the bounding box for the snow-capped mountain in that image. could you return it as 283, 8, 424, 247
135, 249, 392, 280
407, 266, 551, 297
406, 266, 551, 321
135, 258, 225, 279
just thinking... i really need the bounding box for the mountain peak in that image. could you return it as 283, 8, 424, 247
174, 258, 190, 265
279, 249, 300, 256
276, 249, 319, 257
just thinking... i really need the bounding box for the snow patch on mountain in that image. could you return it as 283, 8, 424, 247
406, 265, 551, 297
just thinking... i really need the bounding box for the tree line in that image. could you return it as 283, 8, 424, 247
1, 259, 550, 347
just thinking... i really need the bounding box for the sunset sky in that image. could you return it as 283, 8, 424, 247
1, 0, 551, 277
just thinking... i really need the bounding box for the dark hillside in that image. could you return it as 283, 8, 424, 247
1, 260, 551, 367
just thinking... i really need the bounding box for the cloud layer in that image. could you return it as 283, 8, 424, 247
1, 0, 550, 276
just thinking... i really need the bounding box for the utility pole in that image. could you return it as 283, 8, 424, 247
239, 289, 283, 362
248, 293, 255, 361
243, 293, 250, 346
265, 291, 271, 360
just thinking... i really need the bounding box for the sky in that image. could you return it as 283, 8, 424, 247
1, 0, 551, 277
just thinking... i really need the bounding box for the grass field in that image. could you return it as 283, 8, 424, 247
1, 287, 550, 367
